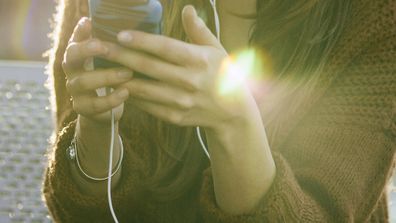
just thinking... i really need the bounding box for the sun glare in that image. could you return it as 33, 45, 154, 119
217, 49, 272, 98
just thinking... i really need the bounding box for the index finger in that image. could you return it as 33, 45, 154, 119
62, 39, 109, 75
117, 30, 197, 65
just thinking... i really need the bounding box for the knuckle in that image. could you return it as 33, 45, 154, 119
132, 86, 147, 98
83, 58, 94, 71
183, 47, 194, 61
111, 69, 121, 79
67, 35, 74, 45
62, 53, 74, 72
135, 57, 150, 72
122, 82, 133, 93
61, 60, 68, 71
104, 73, 113, 85
65, 79, 73, 93
63, 43, 81, 66
103, 42, 118, 60
198, 53, 210, 67
174, 51, 189, 65
72, 99, 84, 115
177, 97, 194, 110
190, 76, 201, 90
75, 76, 90, 90
109, 94, 122, 107
92, 94, 122, 114
105, 70, 122, 84
65, 42, 78, 55
182, 75, 201, 91
91, 99, 104, 113
158, 42, 172, 55
71, 100, 78, 112
169, 112, 183, 124
148, 63, 161, 75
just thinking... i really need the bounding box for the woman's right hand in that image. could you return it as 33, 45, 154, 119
62, 17, 133, 123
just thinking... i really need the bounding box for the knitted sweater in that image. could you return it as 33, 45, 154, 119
42, 0, 396, 222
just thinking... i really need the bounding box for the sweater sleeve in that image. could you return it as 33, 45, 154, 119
199, 127, 395, 222
199, 94, 396, 222
199, 1, 396, 222
200, 152, 331, 222
42, 118, 141, 223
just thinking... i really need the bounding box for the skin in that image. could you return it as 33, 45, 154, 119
217, 0, 257, 52
63, 1, 275, 215
218, 0, 257, 17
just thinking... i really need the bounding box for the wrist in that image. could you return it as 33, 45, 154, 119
211, 87, 262, 135
205, 110, 276, 214
77, 115, 119, 144
210, 107, 262, 143
74, 115, 121, 176
206, 107, 267, 161
68, 134, 124, 182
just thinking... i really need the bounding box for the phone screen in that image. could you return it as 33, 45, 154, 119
88, 0, 162, 77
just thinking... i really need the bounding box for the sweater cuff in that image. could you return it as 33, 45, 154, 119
43, 119, 139, 221
199, 153, 322, 222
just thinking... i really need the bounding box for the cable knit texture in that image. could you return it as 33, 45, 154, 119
42, 0, 396, 222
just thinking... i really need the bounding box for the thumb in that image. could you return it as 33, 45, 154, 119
182, 5, 222, 49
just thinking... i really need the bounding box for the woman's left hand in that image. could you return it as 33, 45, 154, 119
101, 5, 260, 133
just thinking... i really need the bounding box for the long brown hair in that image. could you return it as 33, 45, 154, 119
47, 0, 351, 201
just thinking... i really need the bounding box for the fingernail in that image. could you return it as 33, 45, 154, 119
118, 89, 129, 98
101, 45, 109, 55
118, 31, 133, 42
118, 70, 133, 79
87, 40, 100, 50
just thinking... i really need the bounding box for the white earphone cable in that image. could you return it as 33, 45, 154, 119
107, 1, 220, 222
209, 0, 221, 40
196, 127, 211, 159
196, 0, 221, 160
107, 88, 119, 223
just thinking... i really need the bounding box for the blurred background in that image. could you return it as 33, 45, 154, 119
0, 0, 55, 222
0, 0, 54, 61
0, 0, 395, 223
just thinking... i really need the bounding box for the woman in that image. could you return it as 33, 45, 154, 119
42, 0, 396, 222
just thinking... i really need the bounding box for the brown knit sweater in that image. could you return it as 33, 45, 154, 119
42, 0, 396, 222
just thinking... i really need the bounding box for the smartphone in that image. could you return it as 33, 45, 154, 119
88, 0, 163, 78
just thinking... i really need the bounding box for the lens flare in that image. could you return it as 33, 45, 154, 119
0, 1, 55, 60
217, 49, 273, 98
10, 1, 32, 58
